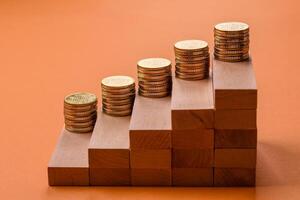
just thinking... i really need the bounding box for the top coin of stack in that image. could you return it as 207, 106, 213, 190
101, 75, 135, 116
214, 22, 250, 62
137, 58, 172, 98
64, 92, 97, 133
174, 40, 210, 80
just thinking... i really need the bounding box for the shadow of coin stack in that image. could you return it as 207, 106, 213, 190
101, 75, 136, 116
137, 58, 172, 98
214, 22, 250, 62
174, 40, 210, 80
64, 92, 98, 133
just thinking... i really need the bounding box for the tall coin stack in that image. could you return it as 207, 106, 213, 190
137, 58, 172, 98
64, 92, 98, 133
214, 22, 250, 62
101, 75, 135, 116
174, 40, 210, 80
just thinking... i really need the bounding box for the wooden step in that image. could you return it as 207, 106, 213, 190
48, 129, 91, 186
213, 58, 257, 110
88, 112, 130, 186
171, 75, 214, 130
129, 96, 171, 149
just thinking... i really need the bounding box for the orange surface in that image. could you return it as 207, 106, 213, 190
0, 0, 300, 199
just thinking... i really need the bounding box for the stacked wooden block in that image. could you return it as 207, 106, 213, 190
48, 58, 257, 187
129, 96, 172, 186
171, 75, 214, 186
213, 59, 257, 186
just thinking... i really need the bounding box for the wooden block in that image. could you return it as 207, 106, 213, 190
88, 112, 130, 185
90, 168, 130, 186
172, 168, 213, 186
172, 129, 214, 149
215, 129, 257, 148
130, 96, 171, 149
215, 109, 256, 129
214, 168, 256, 186
130, 149, 171, 169
214, 149, 257, 168
48, 129, 91, 186
172, 149, 214, 168
131, 168, 171, 186
171, 75, 214, 130
213, 58, 257, 109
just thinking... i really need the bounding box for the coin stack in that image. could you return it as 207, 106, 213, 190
64, 92, 98, 133
174, 40, 210, 80
214, 22, 250, 62
101, 75, 135, 116
137, 58, 172, 98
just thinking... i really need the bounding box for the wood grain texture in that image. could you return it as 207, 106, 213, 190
213, 58, 257, 109
90, 168, 130, 186
214, 168, 256, 186
215, 129, 257, 148
48, 129, 91, 186
171, 75, 214, 130
172, 129, 214, 149
88, 112, 130, 168
131, 168, 171, 186
130, 149, 171, 169
215, 109, 257, 129
130, 96, 171, 149
88, 112, 130, 185
172, 149, 214, 168
214, 149, 257, 168
172, 168, 213, 186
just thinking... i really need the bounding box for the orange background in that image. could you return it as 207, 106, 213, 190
1, 0, 300, 199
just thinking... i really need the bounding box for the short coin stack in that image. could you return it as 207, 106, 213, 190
137, 58, 172, 98
214, 22, 250, 62
64, 92, 97, 133
174, 40, 210, 80
101, 75, 135, 116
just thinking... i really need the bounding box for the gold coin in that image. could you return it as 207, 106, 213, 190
175, 55, 209, 62
138, 90, 170, 98
214, 54, 249, 62
214, 48, 248, 54
214, 43, 249, 49
102, 108, 132, 117
137, 58, 171, 71
102, 97, 134, 105
101, 75, 135, 89
64, 103, 97, 111
64, 92, 97, 106
139, 85, 171, 92
175, 57, 209, 64
65, 125, 95, 133
64, 119, 96, 128
137, 67, 171, 75
102, 90, 135, 98
102, 86, 135, 94
175, 70, 208, 79
102, 102, 133, 110
174, 40, 208, 51
215, 22, 249, 32
64, 112, 97, 122
64, 109, 97, 117
175, 65, 208, 74
138, 73, 171, 81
